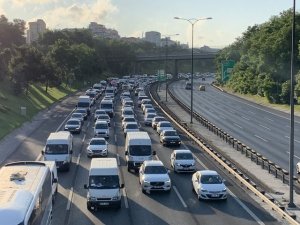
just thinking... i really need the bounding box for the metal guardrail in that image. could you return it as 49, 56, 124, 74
147, 81, 299, 225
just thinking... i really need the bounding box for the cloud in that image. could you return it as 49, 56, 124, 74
31, 0, 118, 29
11, 0, 56, 7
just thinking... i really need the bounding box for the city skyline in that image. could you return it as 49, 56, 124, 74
0, 0, 297, 48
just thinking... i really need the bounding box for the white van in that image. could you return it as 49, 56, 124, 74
100, 99, 114, 117
5, 161, 58, 204
125, 131, 155, 172
77, 95, 91, 115
0, 162, 53, 225
84, 158, 124, 210
42, 131, 73, 171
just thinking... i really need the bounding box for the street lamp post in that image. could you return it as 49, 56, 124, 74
174, 16, 212, 123
162, 34, 179, 102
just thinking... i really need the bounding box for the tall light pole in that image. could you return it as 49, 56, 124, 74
162, 34, 179, 102
174, 16, 212, 123
289, 0, 296, 208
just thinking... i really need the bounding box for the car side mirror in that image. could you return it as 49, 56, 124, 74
120, 184, 125, 188
125, 151, 128, 155
41, 150, 44, 155
84, 184, 88, 189
70, 150, 73, 154
153, 151, 156, 155
53, 178, 58, 183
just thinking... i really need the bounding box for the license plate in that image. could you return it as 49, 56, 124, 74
170, 141, 175, 144
99, 202, 109, 206
211, 194, 219, 197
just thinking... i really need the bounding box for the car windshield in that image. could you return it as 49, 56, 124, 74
175, 153, 193, 160
101, 103, 113, 109
98, 115, 109, 120
164, 130, 178, 136
128, 145, 151, 156
124, 118, 135, 122
126, 124, 138, 129
89, 175, 119, 189
201, 175, 223, 184
95, 110, 105, 115
95, 123, 108, 129
67, 120, 80, 125
154, 117, 165, 122
160, 123, 171, 127
77, 102, 89, 108
147, 114, 156, 118
45, 144, 68, 154
123, 110, 133, 115
90, 139, 106, 145
144, 165, 167, 174
72, 114, 82, 118
75, 109, 86, 114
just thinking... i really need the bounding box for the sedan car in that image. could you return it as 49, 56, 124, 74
121, 108, 135, 119
139, 160, 171, 194
87, 138, 108, 157
156, 121, 174, 134
152, 116, 167, 130
94, 109, 107, 121
170, 150, 196, 173
144, 113, 157, 126
74, 108, 88, 120
144, 108, 156, 115
94, 121, 109, 138
71, 113, 84, 124
192, 170, 227, 200
122, 117, 136, 129
64, 118, 82, 134
160, 130, 181, 146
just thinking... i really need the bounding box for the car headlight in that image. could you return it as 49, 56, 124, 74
222, 188, 227, 192
75, 127, 80, 130
111, 193, 120, 200
89, 196, 97, 201
165, 179, 171, 184
200, 188, 208, 192
143, 180, 150, 184
65, 127, 69, 130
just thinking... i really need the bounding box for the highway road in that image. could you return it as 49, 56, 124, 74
170, 79, 300, 173
1, 85, 282, 225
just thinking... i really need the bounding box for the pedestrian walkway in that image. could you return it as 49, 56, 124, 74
157, 82, 300, 224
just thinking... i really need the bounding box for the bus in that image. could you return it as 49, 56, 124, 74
0, 162, 53, 225
185, 81, 192, 90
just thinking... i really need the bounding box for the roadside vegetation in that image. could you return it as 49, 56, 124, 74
215, 10, 300, 105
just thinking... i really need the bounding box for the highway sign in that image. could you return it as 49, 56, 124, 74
222, 60, 235, 82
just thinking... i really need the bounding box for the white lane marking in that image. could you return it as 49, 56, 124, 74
66, 187, 74, 210
193, 153, 265, 225
265, 117, 273, 122
241, 116, 250, 121
285, 136, 300, 144
219, 115, 226, 120
87, 121, 90, 127
233, 123, 242, 129
56, 108, 75, 132
173, 186, 187, 208
254, 135, 268, 142
115, 134, 117, 143
122, 188, 129, 208
82, 134, 86, 143
286, 151, 300, 160
258, 124, 270, 130
117, 154, 120, 166
35, 153, 42, 161
227, 189, 265, 225
76, 153, 81, 165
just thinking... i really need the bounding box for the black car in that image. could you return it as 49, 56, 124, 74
160, 130, 181, 146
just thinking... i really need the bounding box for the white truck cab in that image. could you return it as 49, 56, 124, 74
42, 131, 73, 171
84, 158, 124, 210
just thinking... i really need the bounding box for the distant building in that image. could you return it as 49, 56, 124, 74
160, 37, 178, 47
26, 19, 46, 44
89, 22, 120, 39
180, 43, 189, 49
121, 37, 144, 44
144, 31, 161, 46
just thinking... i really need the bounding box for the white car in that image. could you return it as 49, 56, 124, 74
297, 162, 300, 174
94, 109, 107, 121
87, 138, 108, 157
94, 121, 109, 138
192, 170, 227, 200
139, 160, 171, 194
121, 108, 135, 119
122, 117, 136, 129
123, 122, 139, 137
142, 104, 153, 113
144, 113, 157, 126
156, 121, 174, 134
96, 114, 111, 126
144, 108, 156, 115
170, 150, 195, 172
152, 116, 167, 130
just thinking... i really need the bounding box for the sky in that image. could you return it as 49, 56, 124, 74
0, 0, 297, 48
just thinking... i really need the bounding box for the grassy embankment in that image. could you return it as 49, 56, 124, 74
0, 81, 77, 140
221, 86, 300, 116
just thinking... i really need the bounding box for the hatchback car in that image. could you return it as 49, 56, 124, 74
160, 130, 181, 146
192, 170, 227, 200
87, 138, 108, 157
170, 150, 195, 173
64, 118, 82, 134
139, 160, 171, 194
156, 121, 174, 134
94, 121, 109, 138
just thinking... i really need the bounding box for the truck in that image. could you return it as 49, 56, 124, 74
42, 131, 73, 171
125, 131, 155, 172
84, 158, 124, 210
